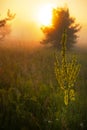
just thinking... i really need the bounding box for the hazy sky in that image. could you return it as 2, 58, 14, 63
0, 0, 87, 46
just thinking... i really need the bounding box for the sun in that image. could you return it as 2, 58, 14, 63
37, 4, 53, 26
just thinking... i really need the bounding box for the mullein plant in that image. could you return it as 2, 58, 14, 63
54, 31, 81, 106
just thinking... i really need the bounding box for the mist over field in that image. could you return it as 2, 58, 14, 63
0, 0, 87, 49
1, 21, 87, 50
0, 12, 87, 50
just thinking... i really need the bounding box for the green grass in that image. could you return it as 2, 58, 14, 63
0, 44, 87, 130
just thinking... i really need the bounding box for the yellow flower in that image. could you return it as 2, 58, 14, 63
69, 89, 75, 101
64, 90, 68, 105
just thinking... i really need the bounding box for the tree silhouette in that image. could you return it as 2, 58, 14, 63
0, 9, 15, 40
41, 6, 81, 49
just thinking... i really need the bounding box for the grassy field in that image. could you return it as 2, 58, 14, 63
0, 44, 87, 130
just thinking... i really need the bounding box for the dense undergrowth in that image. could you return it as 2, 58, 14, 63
0, 44, 87, 130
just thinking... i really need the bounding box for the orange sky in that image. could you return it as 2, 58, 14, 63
0, 0, 87, 46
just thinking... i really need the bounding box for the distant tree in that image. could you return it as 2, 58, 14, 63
41, 6, 81, 49
0, 9, 15, 40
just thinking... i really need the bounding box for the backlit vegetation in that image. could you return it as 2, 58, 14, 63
55, 31, 81, 105
0, 41, 87, 129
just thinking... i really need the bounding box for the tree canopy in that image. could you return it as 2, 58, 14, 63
41, 6, 81, 49
0, 9, 15, 40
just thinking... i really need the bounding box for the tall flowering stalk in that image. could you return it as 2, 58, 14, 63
55, 31, 80, 105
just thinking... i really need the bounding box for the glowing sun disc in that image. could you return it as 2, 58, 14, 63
38, 4, 53, 26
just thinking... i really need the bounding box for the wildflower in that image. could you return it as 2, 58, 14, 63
48, 120, 52, 123
55, 31, 80, 105
69, 89, 75, 101
64, 90, 68, 105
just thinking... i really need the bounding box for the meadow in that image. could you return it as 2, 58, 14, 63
0, 43, 87, 130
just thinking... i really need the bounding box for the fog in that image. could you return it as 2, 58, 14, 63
10, 20, 43, 43
1, 21, 87, 50
0, 0, 87, 49
2, 17, 87, 50
77, 24, 87, 48
0, 19, 44, 48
